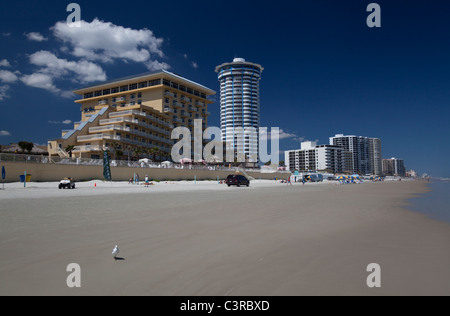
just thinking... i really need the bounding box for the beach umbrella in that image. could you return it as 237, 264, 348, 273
196, 159, 207, 165
206, 155, 221, 163
139, 158, 152, 164
161, 161, 172, 165
180, 158, 192, 165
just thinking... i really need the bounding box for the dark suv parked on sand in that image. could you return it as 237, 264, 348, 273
225, 175, 250, 187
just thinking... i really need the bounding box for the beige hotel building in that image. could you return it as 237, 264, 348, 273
48, 70, 215, 160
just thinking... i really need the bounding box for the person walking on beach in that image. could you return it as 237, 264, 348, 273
136, 173, 140, 185
145, 175, 150, 188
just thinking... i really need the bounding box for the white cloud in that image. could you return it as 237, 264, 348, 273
29, 50, 106, 83
0, 59, 11, 67
25, 32, 48, 42
0, 70, 18, 83
146, 60, 171, 71
21, 72, 60, 93
48, 119, 72, 125
260, 129, 299, 141
279, 129, 299, 140
0, 130, 11, 136
2, 33, 11, 37
191, 62, 199, 69
0, 85, 10, 101
51, 19, 166, 65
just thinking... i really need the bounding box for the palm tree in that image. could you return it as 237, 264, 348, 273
124, 145, 133, 162
133, 147, 143, 160
109, 141, 120, 160
65, 145, 75, 158
149, 146, 160, 162
18, 141, 34, 154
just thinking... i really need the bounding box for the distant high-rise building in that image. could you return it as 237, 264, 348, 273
329, 134, 382, 175
383, 158, 406, 177
369, 138, 382, 175
285, 141, 350, 174
215, 58, 263, 162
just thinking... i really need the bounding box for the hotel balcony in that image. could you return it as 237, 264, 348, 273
73, 145, 103, 152
77, 133, 120, 142
98, 100, 108, 105
188, 106, 198, 112
100, 117, 138, 125
164, 107, 174, 114
89, 125, 131, 133
107, 110, 171, 128
196, 101, 205, 107
115, 97, 126, 103
172, 101, 183, 108
164, 91, 176, 98
173, 117, 183, 123
181, 96, 191, 102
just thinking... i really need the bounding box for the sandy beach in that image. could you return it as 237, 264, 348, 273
0, 180, 449, 296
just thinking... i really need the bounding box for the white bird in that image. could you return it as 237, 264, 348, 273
112, 245, 119, 259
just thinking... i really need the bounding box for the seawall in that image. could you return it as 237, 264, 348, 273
0, 161, 288, 183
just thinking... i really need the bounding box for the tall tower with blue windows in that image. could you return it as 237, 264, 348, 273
215, 58, 264, 163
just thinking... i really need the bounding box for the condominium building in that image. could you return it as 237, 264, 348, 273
383, 158, 406, 177
329, 134, 382, 175
369, 138, 383, 176
285, 141, 351, 174
215, 58, 263, 162
48, 70, 215, 159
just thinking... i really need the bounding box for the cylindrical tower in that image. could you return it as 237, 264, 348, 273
215, 58, 264, 162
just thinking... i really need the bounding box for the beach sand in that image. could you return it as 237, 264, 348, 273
0, 180, 449, 296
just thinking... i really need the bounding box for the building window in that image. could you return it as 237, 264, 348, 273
120, 85, 129, 92
111, 87, 119, 94
138, 81, 148, 89
138, 92, 142, 98
149, 79, 161, 86
129, 83, 137, 90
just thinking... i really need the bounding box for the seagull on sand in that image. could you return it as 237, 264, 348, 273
112, 245, 119, 259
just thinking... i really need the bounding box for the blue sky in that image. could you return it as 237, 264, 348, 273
0, 0, 449, 177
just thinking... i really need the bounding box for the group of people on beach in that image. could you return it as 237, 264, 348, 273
129, 173, 152, 187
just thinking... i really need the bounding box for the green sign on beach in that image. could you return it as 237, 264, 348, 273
103, 151, 112, 181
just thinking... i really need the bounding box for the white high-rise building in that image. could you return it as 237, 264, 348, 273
215, 58, 263, 162
285, 141, 348, 173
